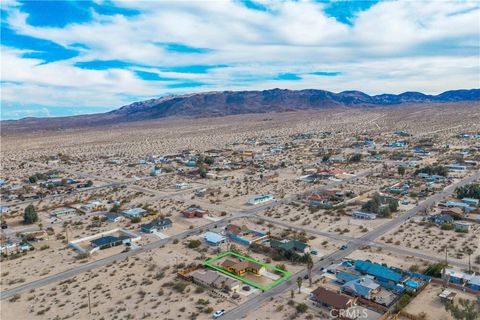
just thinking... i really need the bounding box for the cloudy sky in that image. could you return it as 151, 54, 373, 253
1, 0, 479, 119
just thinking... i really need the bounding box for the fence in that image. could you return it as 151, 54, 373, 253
177, 264, 202, 280
431, 278, 480, 296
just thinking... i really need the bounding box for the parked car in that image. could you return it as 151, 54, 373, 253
213, 309, 226, 318
340, 245, 347, 250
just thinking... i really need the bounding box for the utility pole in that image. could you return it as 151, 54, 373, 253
467, 249, 472, 274
442, 247, 448, 288
469, 253, 471, 274
88, 290, 91, 314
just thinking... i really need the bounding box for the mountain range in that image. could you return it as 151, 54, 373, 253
2, 88, 479, 133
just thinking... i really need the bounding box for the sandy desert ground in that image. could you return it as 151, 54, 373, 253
2, 105, 480, 320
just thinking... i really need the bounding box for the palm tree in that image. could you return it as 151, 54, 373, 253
296, 276, 303, 293
305, 254, 314, 287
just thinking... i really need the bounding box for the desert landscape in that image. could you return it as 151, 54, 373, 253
1, 1, 480, 319
1, 104, 480, 320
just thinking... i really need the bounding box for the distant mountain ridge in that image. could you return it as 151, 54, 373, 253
2, 88, 479, 133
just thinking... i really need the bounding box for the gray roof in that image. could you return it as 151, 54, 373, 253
103, 212, 122, 220
342, 277, 380, 298
190, 269, 240, 289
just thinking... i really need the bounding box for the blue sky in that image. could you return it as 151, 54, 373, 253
1, 0, 479, 119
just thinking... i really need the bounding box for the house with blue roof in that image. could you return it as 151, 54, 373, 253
204, 232, 226, 246
341, 277, 380, 300
90, 235, 127, 249
462, 198, 479, 207
430, 214, 454, 225
447, 164, 466, 171
247, 194, 274, 205
123, 208, 146, 219
335, 271, 360, 284
354, 260, 402, 285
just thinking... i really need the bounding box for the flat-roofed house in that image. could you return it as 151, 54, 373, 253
352, 211, 377, 220
123, 208, 146, 219
247, 194, 274, 205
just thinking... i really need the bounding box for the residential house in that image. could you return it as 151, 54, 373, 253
150, 168, 162, 176
204, 232, 226, 246
123, 208, 146, 219
182, 207, 208, 218
270, 239, 310, 254
310, 286, 357, 317
103, 212, 125, 223
354, 260, 403, 285
49, 207, 77, 217
190, 268, 241, 292
352, 211, 377, 220
90, 235, 128, 249
446, 201, 472, 212
0, 240, 32, 254
446, 164, 466, 171
430, 214, 454, 225
462, 198, 479, 207
220, 259, 265, 276
335, 271, 360, 284
81, 201, 102, 212
225, 224, 268, 245
341, 277, 380, 300
444, 268, 480, 291
175, 183, 189, 190
140, 218, 172, 233
247, 194, 274, 205
453, 221, 472, 232
225, 224, 244, 236
440, 208, 464, 219
466, 275, 480, 291
0, 240, 17, 254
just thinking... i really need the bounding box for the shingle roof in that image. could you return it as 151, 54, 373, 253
270, 239, 308, 252
221, 259, 263, 272
311, 286, 354, 310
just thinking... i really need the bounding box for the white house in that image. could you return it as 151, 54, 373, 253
247, 194, 274, 205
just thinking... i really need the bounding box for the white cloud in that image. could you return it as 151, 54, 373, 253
1, 0, 479, 118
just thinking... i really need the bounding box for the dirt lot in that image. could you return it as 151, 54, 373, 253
404, 283, 479, 320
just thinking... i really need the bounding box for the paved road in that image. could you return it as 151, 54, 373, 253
2, 168, 477, 306
222, 171, 480, 320
0, 166, 379, 300
0, 214, 243, 300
